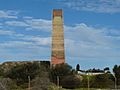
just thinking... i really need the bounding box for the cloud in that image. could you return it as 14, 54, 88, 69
0, 41, 50, 60
4, 18, 52, 32
21, 36, 51, 46
25, 19, 52, 32
0, 30, 15, 35
1, 15, 120, 66
64, 23, 120, 58
5, 21, 29, 27
60, 0, 120, 13
23, 16, 33, 19
0, 41, 33, 48
0, 10, 18, 19
65, 23, 108, 46
0, 23, 2, 25
0, 29, 26, 39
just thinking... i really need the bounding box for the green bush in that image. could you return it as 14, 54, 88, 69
61, 75, 81, 89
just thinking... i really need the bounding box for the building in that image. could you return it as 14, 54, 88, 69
51, 9, 65, 65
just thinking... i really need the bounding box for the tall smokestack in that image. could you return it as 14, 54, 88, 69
51, 9, 65, 65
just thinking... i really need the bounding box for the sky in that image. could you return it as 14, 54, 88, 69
0, 0, 120, 71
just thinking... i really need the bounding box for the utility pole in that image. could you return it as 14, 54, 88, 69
113, 74, 117, 89
87, 73, 90, 90
57, 76, 59, 87
28, 76, 31, 90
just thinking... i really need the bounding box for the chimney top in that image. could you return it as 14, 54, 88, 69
53, 9, 62, 17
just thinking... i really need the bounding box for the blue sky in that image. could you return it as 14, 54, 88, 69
0, 0, 120, 71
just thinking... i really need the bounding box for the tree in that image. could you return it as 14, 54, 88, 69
31, 77, 50, 90
50, 63, 73, 85
76, 64, 80, 71
61, 75, 81, 89
91, 74, 114, 88
0, 61, 50, 89
0, 78, 17, 90
104, 67, 110, 73
86, 68, 104, 73
6, 62, 48, 88
31, 67, 51, 90
113, 65, 120, 88
104, 67, 110, 71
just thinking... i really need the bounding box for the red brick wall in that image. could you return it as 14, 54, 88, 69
51, 56, 65, 65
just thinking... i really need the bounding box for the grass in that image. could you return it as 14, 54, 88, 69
48, 85, 113, 90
